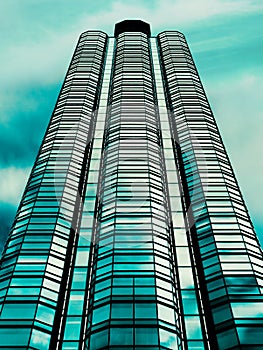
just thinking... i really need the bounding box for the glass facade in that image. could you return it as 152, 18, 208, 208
0, 20, 262, 350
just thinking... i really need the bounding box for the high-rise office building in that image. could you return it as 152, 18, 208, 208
0, 19, 262, 350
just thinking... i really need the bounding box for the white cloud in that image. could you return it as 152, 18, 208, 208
77, 0, 263, 31
0, 31, 78, 87
0, 167, 31, 205
0, 0, 262, 88
206, 73, 263, 222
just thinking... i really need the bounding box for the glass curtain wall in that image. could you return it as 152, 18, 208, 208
157, 31, 263, 349
86, 29, 182, 349
0, 31, 107, 349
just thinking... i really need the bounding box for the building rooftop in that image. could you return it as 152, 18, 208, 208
114, 19, 151, 37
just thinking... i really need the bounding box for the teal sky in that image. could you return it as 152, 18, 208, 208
0, 0, 262, 250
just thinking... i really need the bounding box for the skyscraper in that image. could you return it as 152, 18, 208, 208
0, 18, 262, 349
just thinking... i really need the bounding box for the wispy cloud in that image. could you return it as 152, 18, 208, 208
75, 0, 263, 32
206, 73, 263, 229
0, 167, 31, 205
0, 0, 262, 88
0, 32, 78, 87
100, 0, 263, 30
0, 86, 57, 167
0, 202, 16, 253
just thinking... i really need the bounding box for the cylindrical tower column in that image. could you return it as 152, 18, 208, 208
86, 21, 183, 349
0, 31, 107, 349
158, 30, 263, 349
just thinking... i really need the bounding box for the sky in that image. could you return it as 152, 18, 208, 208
0, 0, 262, 251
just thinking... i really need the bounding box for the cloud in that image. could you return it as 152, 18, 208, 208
76, 0, 263, 31
206, 73, 263, 237
0, 166, 30, 253
0, 167, 31, 205
0, 85, 59, 167
0, 202, 17, 254
0, 33, 78, 87
0, 0, 262, 89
